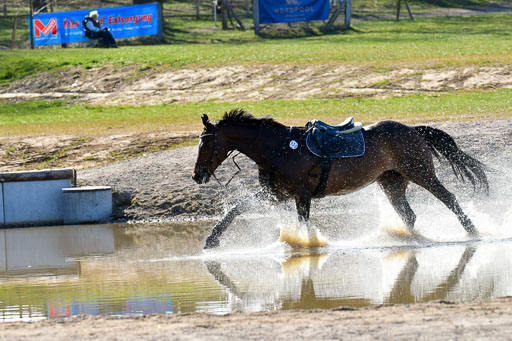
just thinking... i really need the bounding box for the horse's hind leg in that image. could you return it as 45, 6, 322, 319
398, 157, 477, 235
421, 178, 476, 235
378, 171, 416, 230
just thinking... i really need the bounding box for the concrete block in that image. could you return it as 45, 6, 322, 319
3, 179, 71, 225
62, 186, 112, 224
0, 230, 5, 272
0, 183, 4, 224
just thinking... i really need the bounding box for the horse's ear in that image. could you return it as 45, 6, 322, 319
202, 114, 215, 130
201, 114, 210, 127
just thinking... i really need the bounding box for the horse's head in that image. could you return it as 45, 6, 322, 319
192, 114, 231, 184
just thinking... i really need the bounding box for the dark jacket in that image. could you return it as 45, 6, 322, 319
83, 16, 101, 39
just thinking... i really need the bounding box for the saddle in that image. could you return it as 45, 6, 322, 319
306, 117, 365, 159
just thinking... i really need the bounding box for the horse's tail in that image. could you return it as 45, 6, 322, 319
414, 126, 488, 192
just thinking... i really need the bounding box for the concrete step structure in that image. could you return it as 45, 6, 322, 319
62, 186, 112, 224
0, 169, 112, 227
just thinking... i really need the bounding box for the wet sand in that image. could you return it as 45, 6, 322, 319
2, 298, 512, 340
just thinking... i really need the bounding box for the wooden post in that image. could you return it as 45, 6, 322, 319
253, 0, 259, 34
10, 16, 18, 49
221, 0, 228, 30
196, 0, 200, 19
404, 0, 414, 20
29, 0, 35, 49
344, 0, 351, 27
157, 2, 164, 41
224, 0, 244, 30
326, 0, 350, 29
397, 0, 413, 20
3, 0, 7, 16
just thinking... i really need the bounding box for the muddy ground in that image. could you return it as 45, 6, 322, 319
2, 64, 512, 106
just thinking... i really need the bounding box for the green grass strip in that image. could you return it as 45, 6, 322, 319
0, 89, 511, 136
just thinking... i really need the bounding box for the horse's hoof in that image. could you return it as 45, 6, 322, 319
204, 236, 220, 249
467, 230, 480, 239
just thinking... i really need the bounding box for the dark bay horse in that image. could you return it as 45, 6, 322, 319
193, 109, 488, 249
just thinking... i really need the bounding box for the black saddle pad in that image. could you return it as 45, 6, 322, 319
306, 128, 366, 159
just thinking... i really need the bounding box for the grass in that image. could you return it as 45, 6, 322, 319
1, 13, 512, 85
1, 89, 511, 136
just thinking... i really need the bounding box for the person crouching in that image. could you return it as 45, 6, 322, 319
83, 10, 118, 48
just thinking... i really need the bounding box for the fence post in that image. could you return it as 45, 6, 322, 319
29, 0, 35, 49
196, 0, 200, 19
10, 16, 18, 49
253, 0, 259, 34
345, 0, 351, 27
3, 0, 6, 16
158, 2, 164, 41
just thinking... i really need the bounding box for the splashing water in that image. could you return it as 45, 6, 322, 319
278, 222, 329, 247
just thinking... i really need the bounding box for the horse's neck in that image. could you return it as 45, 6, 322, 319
227, 124, 288, 170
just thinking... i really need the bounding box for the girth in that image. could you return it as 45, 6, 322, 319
310, 158, 332, 197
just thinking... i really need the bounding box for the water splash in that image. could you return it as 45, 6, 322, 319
278, 222, 329, 247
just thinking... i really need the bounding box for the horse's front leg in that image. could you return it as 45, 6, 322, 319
295, 195, 311, 223
204, 190, 268, 249
204, 204, 243, 249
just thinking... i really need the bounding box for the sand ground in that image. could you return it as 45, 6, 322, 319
2, 298, 512, 340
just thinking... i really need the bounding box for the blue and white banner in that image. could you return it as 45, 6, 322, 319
258, 0, 330, 24
29, 3, 160, 46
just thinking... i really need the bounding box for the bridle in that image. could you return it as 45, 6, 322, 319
195, 122, 266, 187
195, 128, 242, 187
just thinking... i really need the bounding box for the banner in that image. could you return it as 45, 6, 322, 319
29, 3, 160, 46
258, 0, 330, 24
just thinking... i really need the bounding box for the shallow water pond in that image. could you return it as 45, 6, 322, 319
1, 221, 512, 322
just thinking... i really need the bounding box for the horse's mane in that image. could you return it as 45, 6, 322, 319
217, 108, 278, 128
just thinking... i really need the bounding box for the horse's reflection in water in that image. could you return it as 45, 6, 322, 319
205, 246, 476, 308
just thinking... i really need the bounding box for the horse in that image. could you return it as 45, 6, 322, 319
192, 109, 488, 249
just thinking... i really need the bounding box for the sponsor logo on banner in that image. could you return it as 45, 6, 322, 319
34, 18, 57, 37
258, 0, 330, 24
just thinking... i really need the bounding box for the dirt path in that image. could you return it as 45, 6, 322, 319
2, 64, 512, 105
2, 297, 512, 340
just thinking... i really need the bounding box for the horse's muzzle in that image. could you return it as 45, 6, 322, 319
192, 172, 210, 184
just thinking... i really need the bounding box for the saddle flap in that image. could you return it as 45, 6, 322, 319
306, 120, 365, 159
